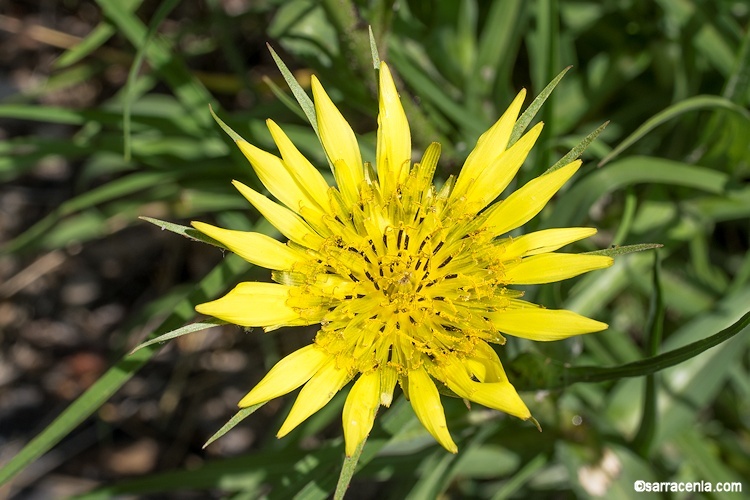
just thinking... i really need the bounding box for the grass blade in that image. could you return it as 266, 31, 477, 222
54, 0, 143, 68
123, 0, 182, 161
599, 95, 750, 166
95, 0, 214, 130
490, 454, 547, 500
546, 156, 729, 228
563, 309, 750, 387
631, 253, 664, 456
3, 172, 179, 254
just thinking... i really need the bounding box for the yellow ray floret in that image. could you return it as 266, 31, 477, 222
504, 253, 613, 284
277, 359, 353, 438
239, 345, 328, 407
232, 180, 323, 249
194, 61, 614, 455
489, 300, 608, 341
501, 227, 597, 258
195, 282, 301, 327
191, 221, 300, 270
452, 89, 527, 200
266, 119, 331, 211
235, 139, 314, 215
481, 160, 582, 236
408, 367, 457, 453
311, 75, 363, 204
376, 61, 411, 193
342, 371, 381, 456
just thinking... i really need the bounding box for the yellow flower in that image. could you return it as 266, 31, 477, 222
194, 62, 613, 455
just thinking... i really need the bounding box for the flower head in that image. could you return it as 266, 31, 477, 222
194, 62, 613, 454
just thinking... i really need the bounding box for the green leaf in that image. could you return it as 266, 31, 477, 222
653, 285, 750, 446
75, 443, 342, 499
405, 448, 458, 498
546, 156, 729, 228
3, 172, 180, 254
54, 0, 143, 68
123, 0, 182, 161
631, 253, 664, 456
387, 45, 487, 137
599, 95, 750, 166
723, 26, 750, 103
471, 0, 524, 102
95, 0, 214, 131
675, 428, 747, 490
490, 453, 547, 500
0, 104, 202, 135
610, 187, 637, 246
565, 309, 749, 388
511, 307, 749, 391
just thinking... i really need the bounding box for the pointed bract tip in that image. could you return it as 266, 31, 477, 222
530, 416, 543, 432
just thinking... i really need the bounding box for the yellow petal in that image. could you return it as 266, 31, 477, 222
501, 227, 598, 259
503, 253, 613, 284
461, 382, 530, 420
191, 221, 301, 270
481, 160, 582, 236
233, 180, 323, 249
462, 122, 543, 211
442, 357, 530, 420
311, 76, 363, 204
463, 341, 508, 383
452, 89, 526, 200
277, 359, 353, 437
376, 62, 411, 194
239, 345, 328, 407
342, 371, 380, 456
195, 282, 300, 327
408, 368, 457, 453
235, 139, 310, 214
266, 119, 331, 211
490, 300, 608, 341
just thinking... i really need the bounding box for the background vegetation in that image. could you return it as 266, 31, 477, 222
1, 0, 748, 498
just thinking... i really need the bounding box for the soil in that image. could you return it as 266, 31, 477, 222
0, 2, 311, 498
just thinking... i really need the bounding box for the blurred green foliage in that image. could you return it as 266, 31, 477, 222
1, 0, 748, 497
